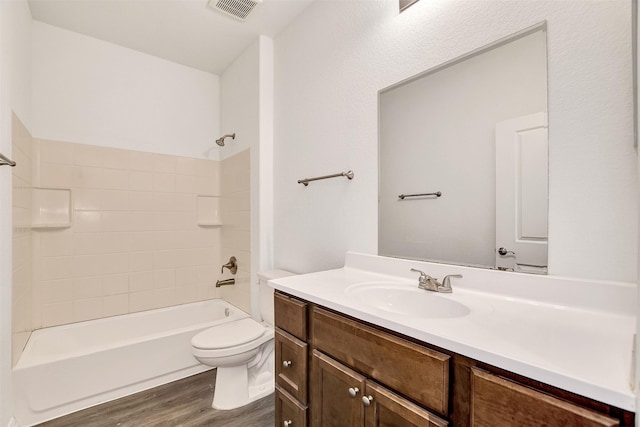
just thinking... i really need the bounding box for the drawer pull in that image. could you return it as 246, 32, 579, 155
283, 360, 292, 368
283, 420, 293, 427
362, 395, 374, 407
348, 387, 359, 398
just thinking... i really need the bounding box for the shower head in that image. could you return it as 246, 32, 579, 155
215, 133, 236, 147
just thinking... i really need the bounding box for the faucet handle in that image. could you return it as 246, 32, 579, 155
410, 268, 428, 278
221, 256, 238, 275
440, 274, 462, 292
411, 268, 435, 290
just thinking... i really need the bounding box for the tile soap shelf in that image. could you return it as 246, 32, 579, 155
32, 188, 71, 229
197, 195, 222, 227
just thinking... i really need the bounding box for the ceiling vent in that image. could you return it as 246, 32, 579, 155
208, 0, 262, 21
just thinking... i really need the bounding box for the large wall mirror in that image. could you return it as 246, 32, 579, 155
379, 23, 548, 274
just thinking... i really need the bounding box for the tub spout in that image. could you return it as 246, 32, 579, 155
216, 278, 235, 287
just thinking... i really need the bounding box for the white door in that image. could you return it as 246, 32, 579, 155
495, 112, 548, 273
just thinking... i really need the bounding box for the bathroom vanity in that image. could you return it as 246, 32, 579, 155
270, 252, 636, 426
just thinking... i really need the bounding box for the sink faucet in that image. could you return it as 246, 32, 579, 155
410, 269, 462, 293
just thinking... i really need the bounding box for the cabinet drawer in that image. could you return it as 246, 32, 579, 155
275, 292, 308, 340
276, 386, 307, 427
276, 329, 308, 404
470, 368, 619, 427
312, 307, 450, 415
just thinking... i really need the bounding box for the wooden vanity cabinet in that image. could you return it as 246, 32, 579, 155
274, 291, 634, 427
274, 292, 310, 427
470, 368, 619, 427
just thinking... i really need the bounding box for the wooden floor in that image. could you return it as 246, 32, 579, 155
37, 369, 274, 427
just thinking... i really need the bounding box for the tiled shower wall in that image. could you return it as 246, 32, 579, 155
12, 124, 252, 362
12, 113, 34, 365
31, 139, 223, 328
218, 149, 251, 312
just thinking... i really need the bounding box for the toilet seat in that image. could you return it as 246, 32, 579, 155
192, 318, 265, 350
191, 318, 273, 359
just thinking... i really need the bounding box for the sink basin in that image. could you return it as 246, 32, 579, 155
345, 282, 471, 319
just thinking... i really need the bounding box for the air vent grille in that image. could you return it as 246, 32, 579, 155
208, 0, 262, 21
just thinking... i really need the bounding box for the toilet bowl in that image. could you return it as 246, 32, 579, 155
191, 270, 295, 410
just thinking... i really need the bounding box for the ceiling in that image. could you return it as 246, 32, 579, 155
28, 0, 314, 75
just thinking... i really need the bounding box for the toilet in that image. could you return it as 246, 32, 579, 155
191, 269, 295, 410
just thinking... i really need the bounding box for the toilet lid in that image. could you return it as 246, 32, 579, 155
192, 318, 266, 350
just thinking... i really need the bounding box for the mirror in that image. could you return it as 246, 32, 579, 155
378, 24, 548, 273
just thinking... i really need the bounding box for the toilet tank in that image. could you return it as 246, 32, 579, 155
258, 269, 296, 326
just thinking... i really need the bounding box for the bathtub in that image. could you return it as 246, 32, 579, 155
13, 299, 248, 427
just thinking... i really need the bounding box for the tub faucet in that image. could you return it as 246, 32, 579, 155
410, 269, 462, 293
216, 278, 235, 287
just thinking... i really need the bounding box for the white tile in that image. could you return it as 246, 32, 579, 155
73, 276, 102, 299
74, 144, 105, 167
153, 250, 177, 269
72, 254, 103, 277
129, 252, 154, 272
102, 168, 130, 190
39, 256, 74, 281
175, 286, 199, 305
175, 267, 198, 287
153, 154, 176, 173
39, 229, 74, 256
102, 274, 129, 295
153, 173, 175, 193
40, 139, 73, 165
40, 279, 73, 304
175, 157, 197, 175
41, 302, 74, 327
40, 162, 73, 188
153, 269, 175, 289
73, 211, 102, 233
154, 288, 177, 308
130, 271, 154, 292
74, 298, 102, 322
130, 291, 155, 312
73, 166, 104, 188
102, 294, 129, 317
129, 171, 154, 192
102, 253, 130, 275
128, 150, 155, 172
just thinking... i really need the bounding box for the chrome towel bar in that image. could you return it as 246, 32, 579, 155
0, 152, 16, 167
298, 170, 354, 186
398, 191, 441, 199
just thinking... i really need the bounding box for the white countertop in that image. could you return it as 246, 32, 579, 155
269, 252, 637, 412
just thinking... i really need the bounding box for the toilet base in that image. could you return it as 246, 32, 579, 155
211, 365, 274, 410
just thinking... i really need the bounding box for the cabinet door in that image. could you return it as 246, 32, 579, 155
470, 368, 619, 427
363, 381, 448, 427
311, 350, 366, 427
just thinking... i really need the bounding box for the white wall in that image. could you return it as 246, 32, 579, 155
219, 36, 275, 319
31, 21, 220, 159
379, 29, 547, 267
0, 0, 32, 424
273, 0, 637, 282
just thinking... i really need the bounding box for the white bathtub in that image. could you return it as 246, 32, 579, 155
13, 299, 248, 427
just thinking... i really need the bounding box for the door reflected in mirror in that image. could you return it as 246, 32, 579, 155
378, 24, 548, 273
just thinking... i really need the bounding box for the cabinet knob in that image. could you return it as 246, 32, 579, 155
362, 395, 374, 407
282, 360, 292, 368
348, 387, 359, 398
283, 420, 292, 427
